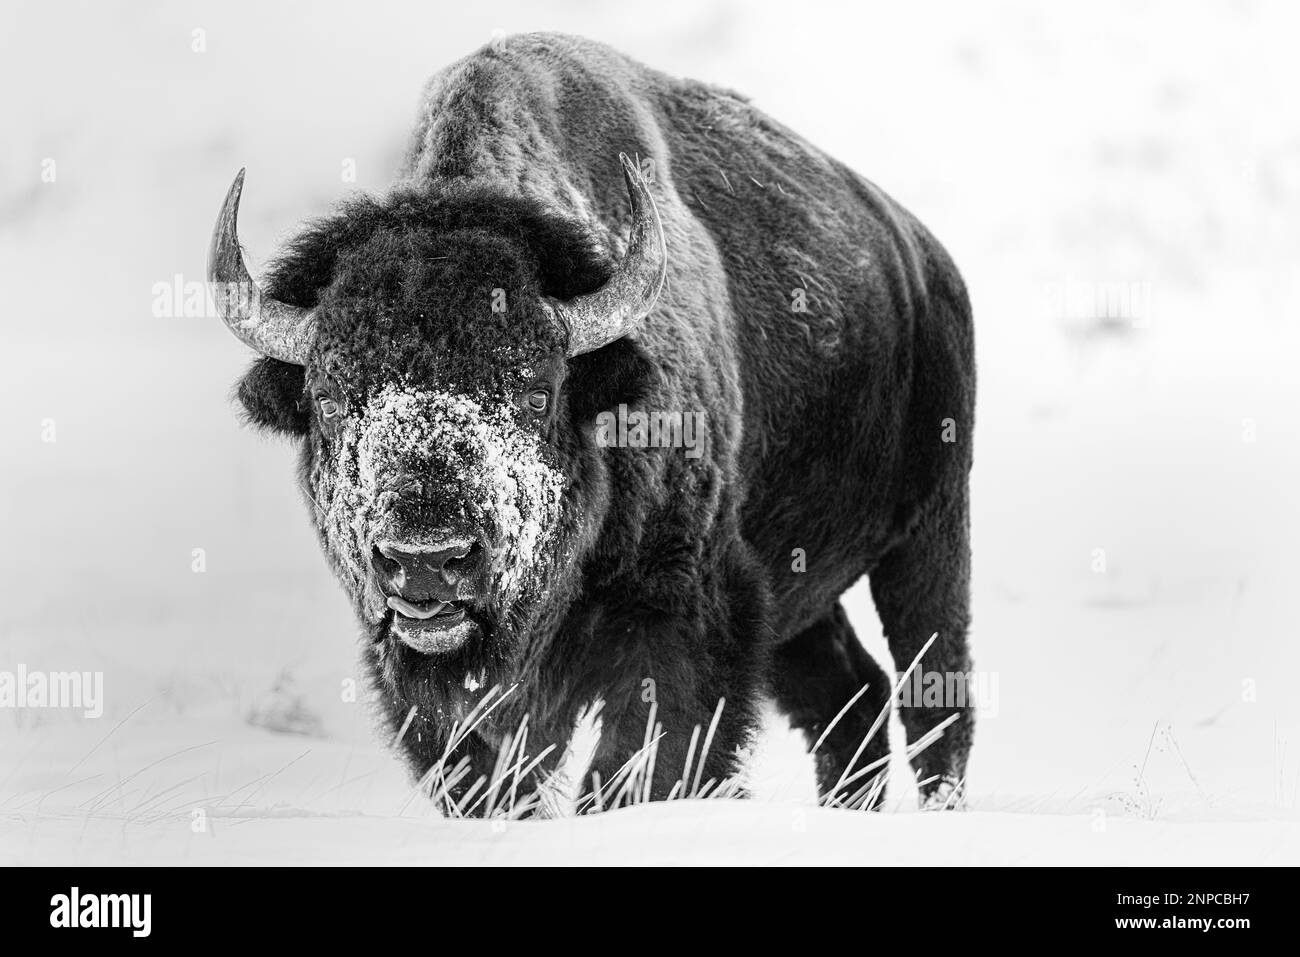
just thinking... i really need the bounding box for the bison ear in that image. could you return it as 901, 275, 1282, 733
564, 336, 659, 426
234, 358, 311, 436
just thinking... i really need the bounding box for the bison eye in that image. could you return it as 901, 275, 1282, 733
318, 397, 342, 420
525, 389, 549, 413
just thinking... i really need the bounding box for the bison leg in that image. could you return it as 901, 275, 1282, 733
411, 732, 502, 818
773, 603, 894, 808
571, 540, 768, 807
579, 677, 758, 807
868, 483, 974, 808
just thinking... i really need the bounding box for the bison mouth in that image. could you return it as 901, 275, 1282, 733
384, 596, 484, 655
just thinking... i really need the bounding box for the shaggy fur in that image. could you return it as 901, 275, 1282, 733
231, 33, 975, 807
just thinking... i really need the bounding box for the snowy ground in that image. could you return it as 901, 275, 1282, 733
3, 0, 1300, 864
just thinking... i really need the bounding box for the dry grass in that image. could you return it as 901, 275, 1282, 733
400, 631, 963, 818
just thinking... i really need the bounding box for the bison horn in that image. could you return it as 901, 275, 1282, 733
207, 169, 315, 365
556, 153, 667, 357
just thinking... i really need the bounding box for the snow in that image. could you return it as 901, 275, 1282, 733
2, 0, 1299, 864
352, 384, 564, 604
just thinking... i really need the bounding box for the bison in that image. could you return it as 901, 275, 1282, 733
208, 33, 975, 811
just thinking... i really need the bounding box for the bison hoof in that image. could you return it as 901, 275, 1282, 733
919, 775, 966, 811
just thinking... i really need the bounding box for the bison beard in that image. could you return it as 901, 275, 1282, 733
214, 33, 976, 812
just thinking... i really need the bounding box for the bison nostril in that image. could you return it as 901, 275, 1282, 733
371, 544, 403, 581
441, 541, 483, 583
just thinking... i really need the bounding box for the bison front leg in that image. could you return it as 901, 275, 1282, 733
404, 729, 502, 818
569, 534, 770, 808
869, 482, 975, 809
577, 600, 767, 804
581, 681, 757, 807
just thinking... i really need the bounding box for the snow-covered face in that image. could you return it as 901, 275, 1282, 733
300, 231, 579, 659
307, 379, 566, 655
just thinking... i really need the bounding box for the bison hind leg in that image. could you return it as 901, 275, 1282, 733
772, 602, 893, 809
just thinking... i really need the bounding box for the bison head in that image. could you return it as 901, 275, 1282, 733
209, 157, 664, 672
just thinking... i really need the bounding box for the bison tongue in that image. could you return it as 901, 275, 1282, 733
386, 596, 449, 620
